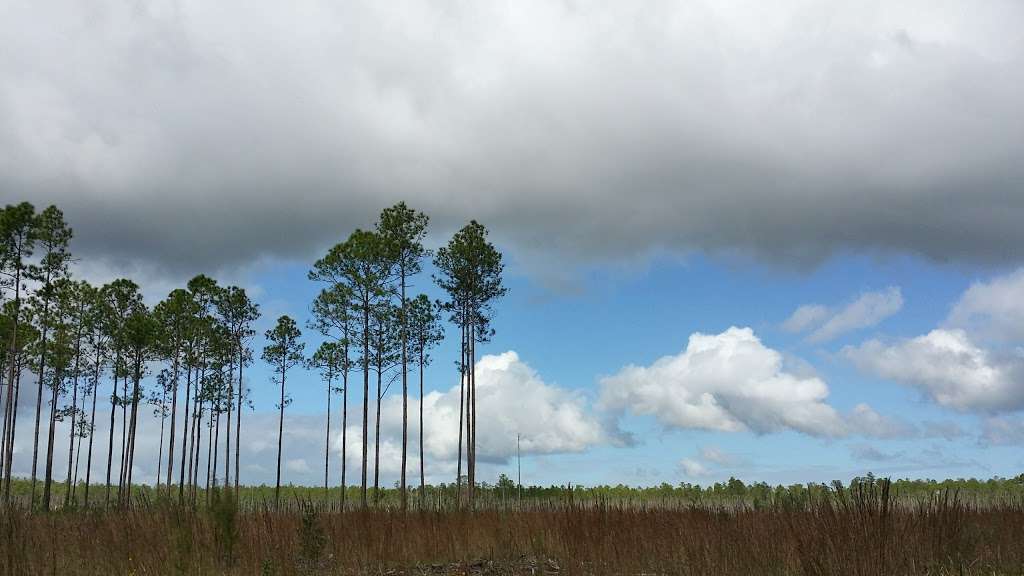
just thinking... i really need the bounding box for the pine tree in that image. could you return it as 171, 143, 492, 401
262, 315, 304, 509
27, 205, 72, 508
377, 202, 429, 510
0, 202, 36, 504
407, 294, 443, 508
434, 221, 506, 505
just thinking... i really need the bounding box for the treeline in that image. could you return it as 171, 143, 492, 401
0, 201, 505, 511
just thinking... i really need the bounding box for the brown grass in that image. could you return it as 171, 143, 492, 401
2, 483, 1023, 575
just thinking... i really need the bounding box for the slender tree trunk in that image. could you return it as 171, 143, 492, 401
30, 294, 51, 507
340, 369, 347, 511
123, 355, 143, 505
118, 376, 128, 498
105, 352, 120, 506
190, 397, 203, 505
234, 348, 243, 497
206, 407, 215, 503
155, 385, 166, 489
64, 322, 84, 506
324, 374, 331, 497
224, 361, 233, 488
400, 268, 408, 511
42, 356, 64, 510
178, 365, 192, 504
373, 360, 382, 506
275, 366, 285, 509
1, 259, 21, 504
165, 343, 179, 492
456, 320, 465, 500
419, 346, 425, 509
84, 353, 101, 506
469, 324, 477, 505
0, 355, 9, 494
2, 364, 22, 503
0, 354, 10, 498
361, 302, 369, 508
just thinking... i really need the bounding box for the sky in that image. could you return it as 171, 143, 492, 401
2, 0, 1023, 489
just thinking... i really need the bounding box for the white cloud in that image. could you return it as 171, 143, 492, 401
679, 458, 710, 478
389, 351, 615, 463
599, 327, 848, 437
783, 287, 903, 343
3, 350, 613, 488
947, 268, 1024, 341
845, 403, 917, 439
781, 305, 829, 333
844, 329, 1024, 413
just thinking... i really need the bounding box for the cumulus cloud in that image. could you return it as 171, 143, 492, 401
947, 268, 1024, 341
2, 350, 614, 487
601, 327, 857, 437
3, 1, 1024, 281
783, 287, 903, 342
844, 329, 1024, 413
391, 351, 619, 463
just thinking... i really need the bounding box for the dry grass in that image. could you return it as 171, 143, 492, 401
1, 482, 1023, 575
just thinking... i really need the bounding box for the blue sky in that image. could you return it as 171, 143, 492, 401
182, 249, 1022, 489
4, 1, 1024, 489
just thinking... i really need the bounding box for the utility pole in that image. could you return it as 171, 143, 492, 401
517, 433, 522, 508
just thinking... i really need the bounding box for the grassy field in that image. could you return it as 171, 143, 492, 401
1, 477, 1023, 575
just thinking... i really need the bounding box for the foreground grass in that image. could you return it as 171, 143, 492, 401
2, 482, 1023, 575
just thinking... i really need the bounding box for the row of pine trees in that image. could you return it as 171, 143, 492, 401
0, 201, 504, 510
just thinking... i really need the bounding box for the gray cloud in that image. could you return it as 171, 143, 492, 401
3, 1, 1024, 279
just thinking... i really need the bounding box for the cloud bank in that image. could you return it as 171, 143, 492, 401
2, 1, 1024, 280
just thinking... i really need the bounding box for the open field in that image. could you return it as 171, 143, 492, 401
2, 478, 1024, 575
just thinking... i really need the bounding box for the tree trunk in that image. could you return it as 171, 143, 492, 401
84, 352, 101, 506
341, 369, 347, 511
155, 385, 166, 489
470, 324, 477, 506
42, 357, 63, 510
30, 294, 51, 507
123, 354, 143, 505
456, 320, 465, 501
275, 366, 285, 509
178, 364, 192, 504
1, 257, 22, 504
118, 376, 128, 498
165, 342, 179, 492
224, 361, 233, 488
361, 301, 369, 508
324, 375, 331, 497
2, 364, 22, 503
373, 354, 382, 506
65, 321, 84, 506
105, 351, 121, 506
234, 349, 243, 498
419, 345, 425, 509
400, 267, 408, 511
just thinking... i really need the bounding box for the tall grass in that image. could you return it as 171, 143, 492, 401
1, 480, 1023, 575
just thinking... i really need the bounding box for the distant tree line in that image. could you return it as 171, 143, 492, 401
0, 201, 505, 511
